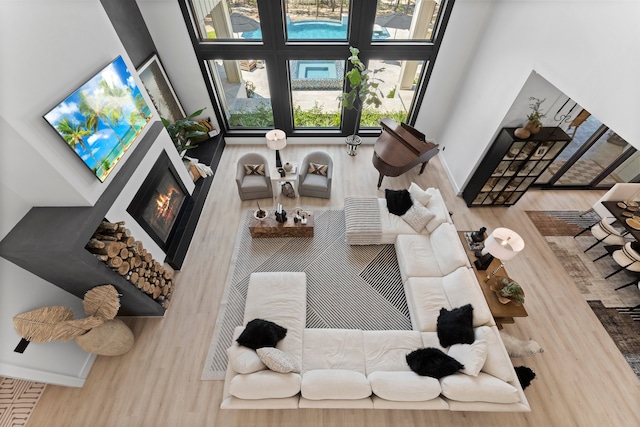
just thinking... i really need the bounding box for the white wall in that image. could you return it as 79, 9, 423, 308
0, 0, 185, 386
419, 0, 640, 193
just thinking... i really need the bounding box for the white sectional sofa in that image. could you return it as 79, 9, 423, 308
221, 186, 531, 412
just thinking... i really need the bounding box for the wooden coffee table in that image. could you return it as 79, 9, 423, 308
457, 231, 528, 327
249, 210, 314, 238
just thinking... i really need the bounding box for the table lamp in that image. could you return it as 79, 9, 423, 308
474, 227, 524, 280
265, 129, 287, 168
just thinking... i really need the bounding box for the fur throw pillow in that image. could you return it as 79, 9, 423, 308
385, 189, 413, 216
406, 347, 464, 378
236, 318, 287, 350
514, 366, 536, 390
437, 304, 475, 348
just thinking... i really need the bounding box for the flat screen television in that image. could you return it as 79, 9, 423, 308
44, 56, 152, 182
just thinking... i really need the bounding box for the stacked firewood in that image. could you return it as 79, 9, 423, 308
85, 220, 174, 309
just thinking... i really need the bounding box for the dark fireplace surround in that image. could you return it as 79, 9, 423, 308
128, 151, 190, 253
0, 122, 224, 316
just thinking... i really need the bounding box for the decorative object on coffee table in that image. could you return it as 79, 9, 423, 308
254, 202, 267, 221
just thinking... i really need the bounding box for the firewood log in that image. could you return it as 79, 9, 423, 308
94, 234, 117, 241
118, 261, 130, 276
108, 256, 123, 268
97, 220, 119, 231
130, 272, 139, 284
86, 239, 105, 249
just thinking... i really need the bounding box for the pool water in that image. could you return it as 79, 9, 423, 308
243, 19, 390, 40
297, 61, 338, 79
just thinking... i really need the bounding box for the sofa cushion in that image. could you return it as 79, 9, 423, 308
243, 272, 307, 367
440, 373, 520, 403
301, 173, 327, 192
385, 189, 413, 216
301, 369, 371, 400
369, 371, 441, 401
437, 304, 475, 348
447, 340, 488, 377
229, 371, 301, 399
363, 330, 423, 373
405, 267, 493, 332
257, 347, 299, 373
409, 182, 432, 206
401, 202, 435, 232
227, 343, 265, 374
303, 329, 366, 374
424, 188, 451, 233
395, 224, 469, 281
406, 348, 463, 378
475, 326, 515, 382
420, 332, 446, 351
241, 174, 269, 191
237, 318, 287, 350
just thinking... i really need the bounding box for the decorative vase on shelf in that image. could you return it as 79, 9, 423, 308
514, 127, 531, 139
284, 162, 293, 172
524, 120, 541, 135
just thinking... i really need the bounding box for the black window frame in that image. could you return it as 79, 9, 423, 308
179, 0, 456, 137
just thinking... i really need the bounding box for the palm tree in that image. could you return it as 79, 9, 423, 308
78, 90, 127, 150
56, 116, 105, 176
99, 79, 138, 146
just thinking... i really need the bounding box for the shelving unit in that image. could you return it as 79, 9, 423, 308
463, 127, 570, 207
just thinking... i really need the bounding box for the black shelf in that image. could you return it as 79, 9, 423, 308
463, 127, 570, 207
165, 134, 225, 269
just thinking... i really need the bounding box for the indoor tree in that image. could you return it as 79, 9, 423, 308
339, 46, 385, 147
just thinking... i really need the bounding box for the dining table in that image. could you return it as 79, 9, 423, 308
601, 200, 640, 241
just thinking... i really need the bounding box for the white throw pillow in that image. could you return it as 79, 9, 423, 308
447, 340, 488, 377
227, 344, 265, 374
257, 347, 299, 373
409, 182, 432, 205
401, 202, 435, 232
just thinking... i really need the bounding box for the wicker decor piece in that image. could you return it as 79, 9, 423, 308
13, 306, 74, 343
53, 316, 105, 341
83, 285, 120, 320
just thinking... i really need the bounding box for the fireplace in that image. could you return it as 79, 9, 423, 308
127, 151, 191, 252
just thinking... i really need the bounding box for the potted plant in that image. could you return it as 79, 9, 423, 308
161, 108, 209, 154
338, 47, 384, 155
514, 97, 546, 139
490, 276, 525, 305
525, 97, 546, 134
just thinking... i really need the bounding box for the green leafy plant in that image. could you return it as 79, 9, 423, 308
161, 108, 208, 153
526, 97, 546, 127
498, 277, 525, 304
338, 46, 385, 141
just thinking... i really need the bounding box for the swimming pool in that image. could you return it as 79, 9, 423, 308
289, 60, 345, 90
242, 18, 390, 40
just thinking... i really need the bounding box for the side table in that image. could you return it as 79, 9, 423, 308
270, 163, 298, 198
457, 231, 528, 328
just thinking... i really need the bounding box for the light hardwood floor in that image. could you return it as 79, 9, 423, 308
28, 144, 640, 426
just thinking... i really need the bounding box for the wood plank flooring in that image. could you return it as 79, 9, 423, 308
28, 144, 640, 426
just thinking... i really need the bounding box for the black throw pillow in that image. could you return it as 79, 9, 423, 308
236, 318, 287, 350
437, 304, 475, 348
406, 347, 464, 379
385, 189, 413, 216
631, 241, 640, 253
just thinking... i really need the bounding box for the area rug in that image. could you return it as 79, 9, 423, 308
0, 377, 46, 427
201, 209, 409, 380
526, 210, 640, 378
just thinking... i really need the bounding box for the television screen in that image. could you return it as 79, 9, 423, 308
44, 56, 152, 182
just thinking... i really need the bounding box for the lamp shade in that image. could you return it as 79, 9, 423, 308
482, 227, 524, 261
265, 129, 287, 150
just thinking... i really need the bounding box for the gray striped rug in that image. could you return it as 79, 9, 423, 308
201, 209, 409, 380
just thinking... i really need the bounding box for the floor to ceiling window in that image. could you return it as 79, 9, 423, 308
181, 0, 454, 136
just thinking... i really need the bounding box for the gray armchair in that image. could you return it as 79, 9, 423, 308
298, 151, 332, 199
236, 153, 273, 200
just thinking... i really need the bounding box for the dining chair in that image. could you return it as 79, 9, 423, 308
614, 280, 640, 312
582, 219, 626, 254
605, 242, 640, 279
574, 183, 640, 237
